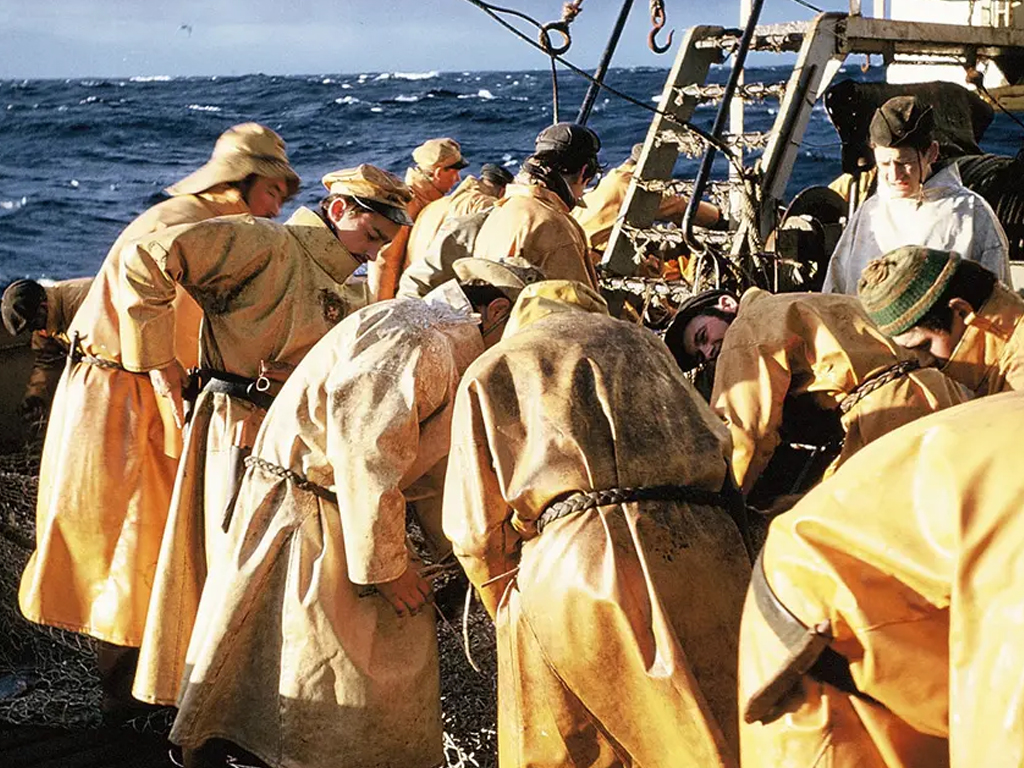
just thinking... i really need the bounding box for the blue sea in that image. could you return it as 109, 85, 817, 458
2, 64, 1023, 285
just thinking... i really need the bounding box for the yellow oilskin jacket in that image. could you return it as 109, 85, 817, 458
739, 392, 1024, 768
941, 282, 1024, 396
169, 292, 485, 768
18, 190, 250, 648
23, 277, 93, 408
403, 175, 497, 270
444, 280, 751, 768
473, 182, 598, 288
123, 207, 363, 705
712, 288, 969, 495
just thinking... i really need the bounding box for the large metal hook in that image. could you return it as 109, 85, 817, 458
648, 0, 673, 54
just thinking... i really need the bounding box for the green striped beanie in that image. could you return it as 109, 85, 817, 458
857, 246, 960, 336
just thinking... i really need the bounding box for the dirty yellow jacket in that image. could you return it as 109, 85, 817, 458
712, 288, 968, 495
23, 277, 92, 407
739, 392, 1024, 768
941, 282, 1024, 396
474, 182, 598, 288
444, 280, 751, 767
169, 292, 484, 768
404, 175, 497, 269
18, 190, 250, 647
125, 207, 363, 704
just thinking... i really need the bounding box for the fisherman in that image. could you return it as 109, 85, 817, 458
663, 287, 969, 498
474, 122, 601, 288
443, 279, 752, 768
823, 94, 1010, 293
858, 245, 1024, 397
370, 136, 469, 300
1, 276, 92, 423
169, 258, 541, 768
739, 391, 1024, 768
17, 122, 299, 720
125, 164, 411, 708
403, 162, 513, 268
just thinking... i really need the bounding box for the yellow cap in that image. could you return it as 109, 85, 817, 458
321, 164, 414, 226
412, 137, 469, 171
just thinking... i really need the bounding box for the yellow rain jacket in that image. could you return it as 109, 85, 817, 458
444, 280, 752, 768
739, 392, 1024, 768
473, 182, 598, 289
941, 282, 1024, 396
169, 290, 485, 768
18, 189, 250, 647
121, 207, 361, 705
22, 277, 92, 409
404, 175, 498, 270
712, 288, 969, 495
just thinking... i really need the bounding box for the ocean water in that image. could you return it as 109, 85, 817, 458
1, 64, 1023, 285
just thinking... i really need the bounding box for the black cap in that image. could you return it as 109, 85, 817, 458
663, 289, 736, 371
869, 96, 935, 149
535, 122, 602, 161
2, 279, 47, 336
480, 163, 514, 186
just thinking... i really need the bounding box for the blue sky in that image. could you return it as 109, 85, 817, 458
0, 0, 850, 79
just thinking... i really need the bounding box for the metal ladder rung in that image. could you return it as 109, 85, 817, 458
696, 21, 809, 53
674, 81, 788, 105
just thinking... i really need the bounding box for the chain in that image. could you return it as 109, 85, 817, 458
656, 127, 771, 157
673, 81, 787, 106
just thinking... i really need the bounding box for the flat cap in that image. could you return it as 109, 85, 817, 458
480, 163, 514, 186
453, 256, 545, 303
869, 95, 935, 149
322, 164, 414, 226
2, 279, 47, 336
413, 138, 469, 171
535, 122, 602, 160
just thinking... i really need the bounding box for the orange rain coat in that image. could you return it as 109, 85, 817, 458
738, 391, 1024, 768
169, 289, 485, 768
403, 175, 498, 269
711, 287, 970, 495
22, 277, 92, 409
443, 281, 752, 768
18, 189, 250, 647
119, 207, 362, 705
473, 182, 598, 288
941, 282, 1024, 396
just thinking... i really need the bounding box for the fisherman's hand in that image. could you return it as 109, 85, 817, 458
149, 360, 187, 429
376, 566, 433, 618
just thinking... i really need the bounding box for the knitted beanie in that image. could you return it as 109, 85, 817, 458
857, 245, 960, 335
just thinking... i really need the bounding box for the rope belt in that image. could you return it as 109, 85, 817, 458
201, 369, 276, 411
536, 484, 736, 535
839, 359, 920, 416
65, 331, 127, 372
244, 455, 336, 503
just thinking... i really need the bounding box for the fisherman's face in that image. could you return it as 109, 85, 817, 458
245, 177, 290, 218
433, 165, 462, 195
682, 311, 733, 367
891, 300, 969, 366
874, 143, 936, 198
333, 206, 400, 263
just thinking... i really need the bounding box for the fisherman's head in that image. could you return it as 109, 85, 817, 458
869, 96, 939, 199
453, 256, 545, 348
522, 122, 603, 208
320, 164, 413, 263
413, 137, 469, 195
1, 279, 48, 336
663, 289, 740, 372
858, 245, 997, 365
164, 122, 300, 218
479, 163, 514, 199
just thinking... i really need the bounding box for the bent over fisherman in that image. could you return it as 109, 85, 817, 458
169, 258, 541, 768
128, 164, 412, 707
17, 123, 299, 718
739, 392, 1024, 768
443, 280, 752, 768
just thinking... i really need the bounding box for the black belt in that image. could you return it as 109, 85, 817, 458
200, 369, 276, 411
839, 359, 921, 416
743, 550, 881, 725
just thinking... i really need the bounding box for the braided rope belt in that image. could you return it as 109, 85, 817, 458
838, 359, 921, 416
244, 455, 336, 503
536, 484, 732, 534
66, 331, 127, 372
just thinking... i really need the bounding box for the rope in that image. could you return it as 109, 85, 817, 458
838, 360, 921, 415
244, 455, 336, 502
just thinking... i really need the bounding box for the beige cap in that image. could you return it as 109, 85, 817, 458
321, 164, 415, 226
453, 256, 545, 303
165, 123, 300, 198
412, 137, 469, 171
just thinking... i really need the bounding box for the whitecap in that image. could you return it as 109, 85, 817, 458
375, 73, 391, 81
322, 78, 335, 84
187, 104, 222, 112
394, 94, 419, 103
334, 96, 361, 105
370, 106, 383, 113
79, 95, 101, 104
477, 89, 494, 100
70, 180, 80, 188
0, 196, 27, 210
341, 83, 352, 89
391, 71, 438, 81
130, 75, 173, 82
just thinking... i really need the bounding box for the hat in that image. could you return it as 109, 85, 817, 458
480, 163, 514, 186
663, 289, 737, 371
322, 164, 415, 226
2, 279, 47, 336
165, 123, 300, 198
857, 246, 960, 336
869, 96, 935, 149
535, 122, 602, 161
452, 256, 545, 303
412, 138, 469, 171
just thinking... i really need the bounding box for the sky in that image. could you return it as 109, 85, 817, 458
0, 0, 851, 79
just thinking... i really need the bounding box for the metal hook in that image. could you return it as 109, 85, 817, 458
539, 21, 572, 56
648, 1, 673, 54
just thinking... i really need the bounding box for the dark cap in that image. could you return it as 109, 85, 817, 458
2, 279, 47, 336
535, 122, 602, 161
663, 289, 736, 371
480, 163, 514, 186
869, 95, 935, 149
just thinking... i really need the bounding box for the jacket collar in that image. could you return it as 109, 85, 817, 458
284, 206, 360, 284
943, 283, 1024, 394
